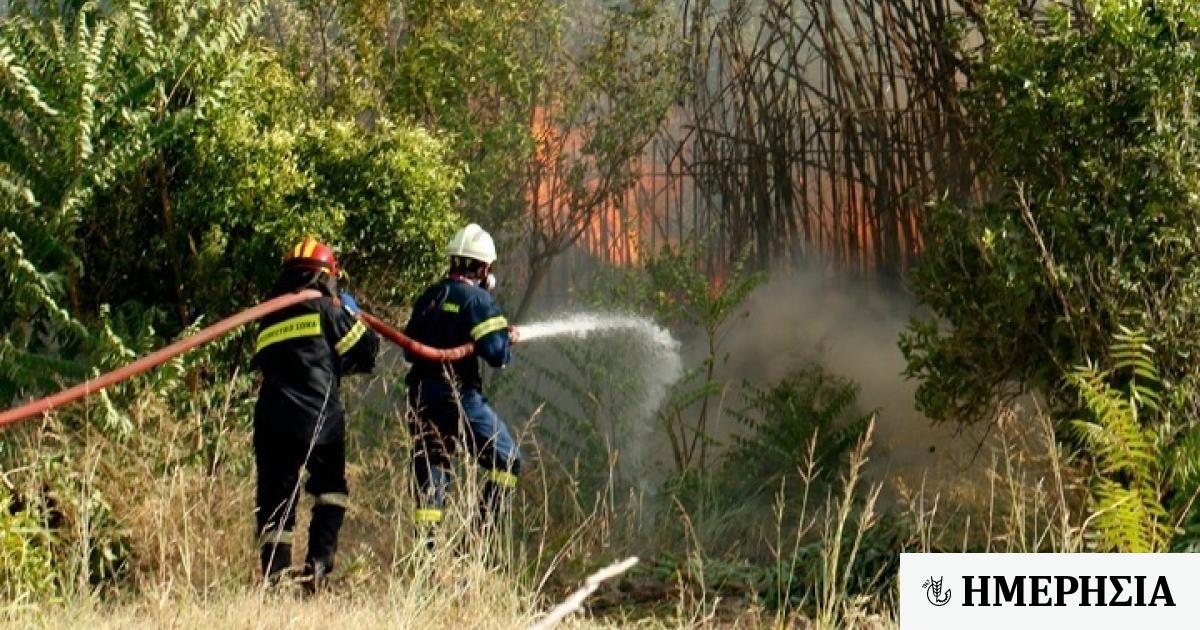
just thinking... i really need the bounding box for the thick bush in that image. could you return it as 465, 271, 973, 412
903, 0, 1200, 425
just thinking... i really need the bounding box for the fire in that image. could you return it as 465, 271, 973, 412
528, 105, 646, 266
528, 106, 925, 278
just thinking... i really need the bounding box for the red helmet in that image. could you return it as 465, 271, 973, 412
283, 237, 338, 277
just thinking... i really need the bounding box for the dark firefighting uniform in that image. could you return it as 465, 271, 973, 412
252, 290, 379, 578
404, 277, 520, 527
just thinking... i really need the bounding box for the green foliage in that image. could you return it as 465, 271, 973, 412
300, 118, 461, 304
0, 0, 265, 217
730, 365, 874, 493
0, 484, 59, 605
0, 0, 266, 402
903, 0, 1200, 425
386, 0, 554, 228
665, 364, 873, 531
112, 52, 462, 316
514, 0, 684, 316
1, 437, 133, 593
1064, 326, 1200, 552
641, 246, 763, 337
0, 2, 462, 409
641, 244, 763, 472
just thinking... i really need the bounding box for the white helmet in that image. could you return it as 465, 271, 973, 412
446, 223, 497, 264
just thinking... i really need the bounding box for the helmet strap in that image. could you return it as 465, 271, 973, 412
318, 272, 337, 297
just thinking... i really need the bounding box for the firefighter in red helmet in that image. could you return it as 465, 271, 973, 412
252, 237, 379, 592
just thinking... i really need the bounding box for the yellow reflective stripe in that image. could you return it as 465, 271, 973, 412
442, 302, 460, 313
470, 316, 508, 340
414, 508, 443, 524
258, 528, 294, 547
316, 492, 349, 508
334, 320, 367, 355
256, 313, 321, 353
302, 238, 318, 258
486, 470, 518, 488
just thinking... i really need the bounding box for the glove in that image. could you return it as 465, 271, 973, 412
339, 292, 361, 315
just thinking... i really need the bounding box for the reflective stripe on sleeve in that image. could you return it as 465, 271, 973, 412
442, 302, 460, 313
316, 492, 349, 508
414, 508, 443, 524
485, 470, 518, 489
255, 313, 321, 353
470, 316, 508, 340
334, 320, 368, 355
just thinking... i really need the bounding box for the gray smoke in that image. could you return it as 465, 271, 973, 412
500, 258, 995, 498
714, 266, 990, 488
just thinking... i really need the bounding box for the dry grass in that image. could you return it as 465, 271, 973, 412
0, 374, 1085, 630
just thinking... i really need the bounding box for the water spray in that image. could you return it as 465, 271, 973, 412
512, 312, 685, 479
516, 313, 684, 409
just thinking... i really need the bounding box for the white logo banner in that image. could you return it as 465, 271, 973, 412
900, 553, 1200, 629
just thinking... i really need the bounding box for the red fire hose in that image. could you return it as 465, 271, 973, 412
0, 291, 475, 429
360, 312, 474, 362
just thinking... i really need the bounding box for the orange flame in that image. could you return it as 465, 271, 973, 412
529, 107, 923, 276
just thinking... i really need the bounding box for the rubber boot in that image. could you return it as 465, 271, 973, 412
300, 558, 331, 597
307, 504, 344, 568
260, 542, 292, 585
302, 503, 344, 595
477, 480, 511, 533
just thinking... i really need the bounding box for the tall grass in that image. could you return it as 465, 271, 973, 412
0, 371, 684, 628
0, 370, 1086, 629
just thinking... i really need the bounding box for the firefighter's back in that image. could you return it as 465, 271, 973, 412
254, 295, 373, 444
404, 278, 508, 390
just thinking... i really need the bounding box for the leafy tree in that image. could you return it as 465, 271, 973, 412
0, 1, 462, 409
386, 0, 555, 232
902, 0, 1200, 425
0, 0, 268, 401
514, 0, 683, 319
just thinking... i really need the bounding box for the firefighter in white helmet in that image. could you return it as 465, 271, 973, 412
403, 224, 521, 536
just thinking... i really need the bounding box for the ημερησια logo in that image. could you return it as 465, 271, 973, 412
924, 576, 951, 606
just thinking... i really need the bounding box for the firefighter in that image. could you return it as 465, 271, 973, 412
404, 223, 521, 537
252, 237, 380, 590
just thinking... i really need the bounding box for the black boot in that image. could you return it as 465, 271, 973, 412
302, 501, 345, 595
300, 558, 331, 597
260, 542, 292, 585
477, 478, 514, 533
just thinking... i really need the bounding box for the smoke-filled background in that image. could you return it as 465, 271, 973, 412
495, 258, 996, 510
719, 270, 994, 486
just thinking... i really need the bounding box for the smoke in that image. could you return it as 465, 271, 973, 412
714, 266, 987, 487
501, 257, 994, 499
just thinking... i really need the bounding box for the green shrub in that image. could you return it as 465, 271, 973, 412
0, 484, 59, 605
1068, 325, 1200, 552
730, 365, 875, 494
903, 0, 1200, 426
